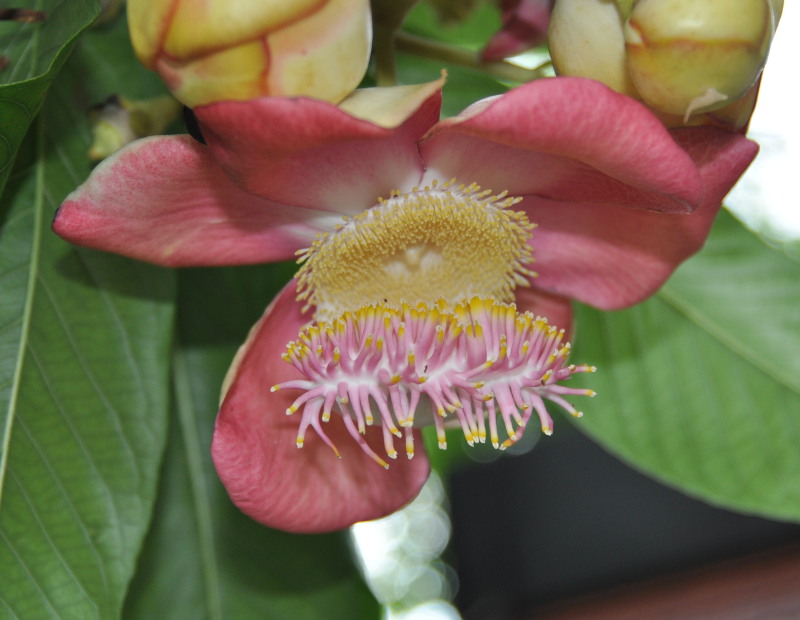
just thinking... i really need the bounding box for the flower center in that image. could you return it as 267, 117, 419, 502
295, 179, 536, 321
272, 298, 596, 469
275, 179, 596, 466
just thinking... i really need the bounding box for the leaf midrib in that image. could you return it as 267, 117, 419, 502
0, 118, 44, 511
657, 284, 800, 398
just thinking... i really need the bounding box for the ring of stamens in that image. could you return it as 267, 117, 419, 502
295, 179, 536, 321
272, 298, 596, 469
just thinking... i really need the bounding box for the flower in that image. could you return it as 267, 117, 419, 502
53, 77, 758, 532
548, 0, 782, 129
480, 0, 555, 62
127, 0, 372, 107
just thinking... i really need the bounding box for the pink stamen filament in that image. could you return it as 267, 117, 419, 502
271, 298, 596, 467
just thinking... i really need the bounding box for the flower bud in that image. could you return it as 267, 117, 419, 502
548, 0, 781, 126
87, 95, 182, 161
548, 0, 638, 97
127, 0, 372, 108
624, 0, 778, 118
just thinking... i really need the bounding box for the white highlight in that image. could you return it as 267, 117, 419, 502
726, 2, 800, 243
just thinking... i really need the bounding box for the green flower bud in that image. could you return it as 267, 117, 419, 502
87, 95, 182, 161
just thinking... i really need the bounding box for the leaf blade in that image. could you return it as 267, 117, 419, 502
573, 211, 800, 522
0, 0, 100, 197
0, 15, 176, 616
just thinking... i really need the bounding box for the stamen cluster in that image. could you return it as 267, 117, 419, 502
272, 297, 596, 468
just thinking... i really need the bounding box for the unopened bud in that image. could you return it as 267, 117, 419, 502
87, 95, 181, 161
548, 0, 781, 126
624, 0, 778, 119
548, 0, 637, 97
127, 0, 372, 107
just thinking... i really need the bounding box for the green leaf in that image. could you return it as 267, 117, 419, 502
0, 0, 100, 197
573, 210, 800, 521
404, 1, 501, 49
0, 12, 175, 619
124, 267, 379, 620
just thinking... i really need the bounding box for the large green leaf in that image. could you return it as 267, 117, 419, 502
0, 0, 100, 197
124, 266, 379, 620
573, 210, 800, 521
0, 11, 175, 619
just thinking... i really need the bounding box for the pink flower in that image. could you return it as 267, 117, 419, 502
54, 77, 757, 532
481, 0, 554, 62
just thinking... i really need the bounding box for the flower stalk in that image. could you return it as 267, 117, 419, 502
395, 31, 550, 84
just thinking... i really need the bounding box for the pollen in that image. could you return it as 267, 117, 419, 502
295, 180, 536, 321
272, 297, 596, 467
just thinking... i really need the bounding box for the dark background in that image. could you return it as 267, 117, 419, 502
449, 423, 800, 619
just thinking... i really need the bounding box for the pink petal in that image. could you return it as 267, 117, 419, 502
480, 0, 554, 62
420, 77, 707, 213
54, 136, 332, 267
195, 89, 442, 214
521, 126, 758, 309
514, 286, 573, 336
212, 281, 431, 533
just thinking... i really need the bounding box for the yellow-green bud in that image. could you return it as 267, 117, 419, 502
547, 0, 781, 126
624, 0, 777, 118
548, 0, 638, 97
87, 95, 182, 161
127, 0, 372, 108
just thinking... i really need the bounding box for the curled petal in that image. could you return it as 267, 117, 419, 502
212, 281, 431, 533
53, 136, 332, 267
421, 77, 707, 213
195, 80, 443, 214
521, 126, 758, 309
